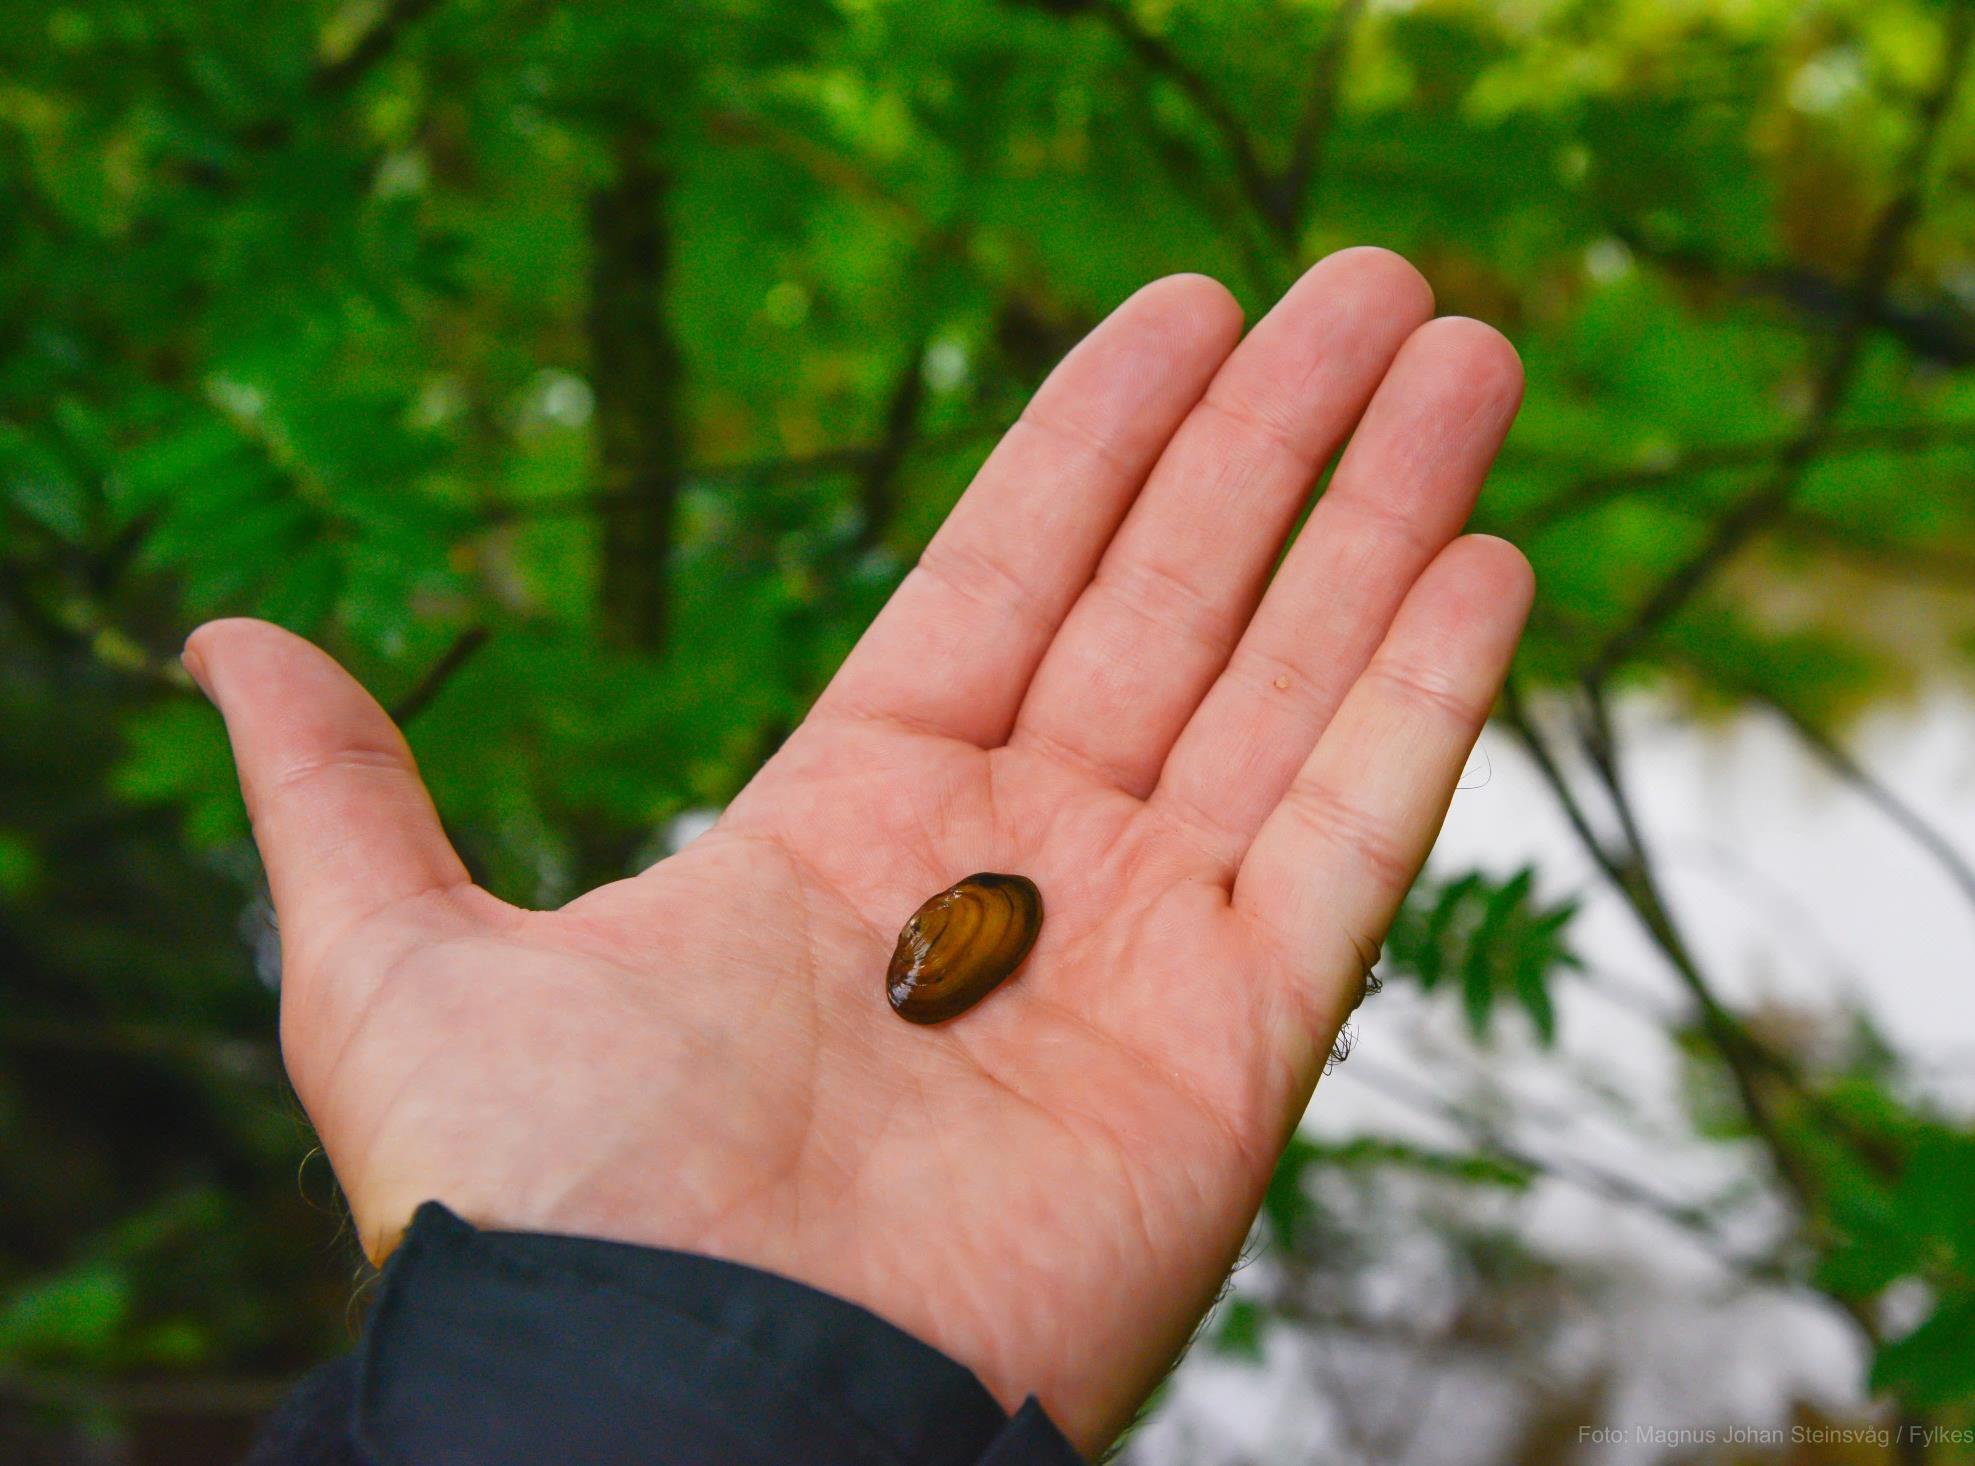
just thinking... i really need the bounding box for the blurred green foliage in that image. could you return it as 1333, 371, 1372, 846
5, 0, 1975, 1458
1386, 865, 1582, 1042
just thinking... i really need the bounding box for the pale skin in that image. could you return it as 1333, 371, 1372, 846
185, 248, 1532, 1459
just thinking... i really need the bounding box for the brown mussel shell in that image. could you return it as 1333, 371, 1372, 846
886, 873, 1043, 1025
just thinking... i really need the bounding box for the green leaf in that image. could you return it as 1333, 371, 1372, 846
112, 416, 252, 517
0, 1266, 131, 1366
1873, 1292, 1975, 1409
1388, 867, 1580, 1043
1301, 1137, 1532, 1190
1261, 1134, 1322, 1249
1211, 1297, 1267, 1361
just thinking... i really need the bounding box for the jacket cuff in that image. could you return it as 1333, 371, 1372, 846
349, 1201, 1083, 1466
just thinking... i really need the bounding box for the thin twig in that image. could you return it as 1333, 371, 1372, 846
1342, 1057, 1785, 1283
1585, 6, 1974, 685
1498, 681, 1827, 1214
228, 0, 448, 156
1754, 693, 1975, 921
490, 445, 895, 523
0, 563, 197, 694
313, 0, 446, 97
854, 337, 932, 554
1611, 229, 1975, 368
1544, 592, 1975, 931
1504, 419, 1975, 537
388, 625, 488, 726
1776, 508, 1975, 588
1277, 0, 1368, 233
1525, 488, 1975, 591
484, 421, 1004, 525
708, 107, 1064, 315
708, 107, 932, 231
1118, 56, 1290, 298
1092, 0, 1287, 246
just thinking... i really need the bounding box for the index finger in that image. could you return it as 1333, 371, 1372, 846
812, 274, 1243, 746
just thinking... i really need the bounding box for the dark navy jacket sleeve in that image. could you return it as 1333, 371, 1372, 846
244, 1201, 1084, 1465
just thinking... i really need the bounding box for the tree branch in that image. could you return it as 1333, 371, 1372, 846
1584, 6, 1974, 686
1778, 507, 1975, 586
1277, 0, 1368, 234
1341, 1056, 1787, 1284
313, 0, 446, 98
1092, 0, 1288, 247
1530, 592, 1975, 978
853, 339, 931, 555
1498, 680, 1828, 1216
0, 554, 198, 696
388, 624, 489, 726
1115, 58, 1290, 298
1503, 419, 1975, 538
708, 107, 1065, 316
1652, 664, 1975, 928
484, 421, 1004, 525
1613, 230, 1975, 369
1759, 694, 1975, 923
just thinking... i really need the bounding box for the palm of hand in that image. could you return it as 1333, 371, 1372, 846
191, 251, 1531, 1455
327, 721, 1278, 1442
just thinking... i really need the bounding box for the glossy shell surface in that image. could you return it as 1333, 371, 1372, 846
886, 873, 1043, 1025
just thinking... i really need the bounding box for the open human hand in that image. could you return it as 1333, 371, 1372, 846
186, 248, 1531, 1457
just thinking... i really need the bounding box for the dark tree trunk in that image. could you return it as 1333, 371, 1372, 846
587, 122, 683, 651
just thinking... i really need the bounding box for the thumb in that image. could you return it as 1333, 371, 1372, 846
184, 619, 471, 977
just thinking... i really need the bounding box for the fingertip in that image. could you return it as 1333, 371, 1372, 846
1407, 315, 1525, 405
1406, 535, 1536, 663
1129, 270, 1246, 348
1307, 246, 1437, 325
184, 619, 267, 705
181, 619, 237, 696
1449, 533, 1536, 604
183, 618, 312, 693
185, 616, 320, 656
179, 642, 214, 703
